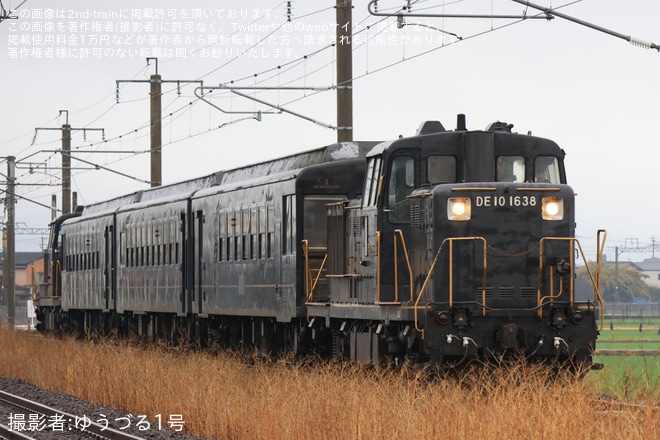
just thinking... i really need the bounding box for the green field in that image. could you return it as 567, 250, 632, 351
585, 318, 660, 399
597, 317, 660, 350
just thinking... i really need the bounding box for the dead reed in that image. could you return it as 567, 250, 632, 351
1, 329, 658, 440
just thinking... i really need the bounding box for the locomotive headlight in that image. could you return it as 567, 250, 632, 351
448, 198, 471, 221
542, 197, 564, 220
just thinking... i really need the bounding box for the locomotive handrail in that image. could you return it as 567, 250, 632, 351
302, 240, 311, 299
302, 240, 328, 301
30, 269, 38, 301
596, 230, 607, 301
414, 236, 488, 337
51, 260, 61, 299
537, 265, 565, 309
537, 236, 605, 331
393, 229, 414, 303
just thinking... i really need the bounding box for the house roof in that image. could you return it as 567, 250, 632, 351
631, 257, 660, 272
1, 252, 43, 268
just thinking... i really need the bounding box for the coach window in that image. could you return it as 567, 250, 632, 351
218, 212, 226, 261
283, 195, 296, 255
250, 208, 258, 260
428, 155, 456, 184
243, 209, 251, 260
388, 155, 415, 223
129, 229, 134, 267
496, 156, 524, 182
267, 204, 275, 258
535, 156, 560, 184
258, 206, 266, 259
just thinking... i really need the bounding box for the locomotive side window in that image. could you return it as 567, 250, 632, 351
535, 156, 560, 184
363, 156, 382, 207
496, 156, 524, 182
388, 155, 415, 223
428, 155, 456, 184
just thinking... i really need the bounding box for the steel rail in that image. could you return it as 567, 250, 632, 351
0, 390, 144, 440
0, 422, 36, 440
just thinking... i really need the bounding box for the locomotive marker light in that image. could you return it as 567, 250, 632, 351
541, 197, 563, 220
435, 311, 450, 326
571, 311, 584, 325
447, 197, 471, 221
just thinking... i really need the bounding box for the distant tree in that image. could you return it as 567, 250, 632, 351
576, 262, 650, 303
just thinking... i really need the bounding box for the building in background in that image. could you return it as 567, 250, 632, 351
0, 252, 44, 326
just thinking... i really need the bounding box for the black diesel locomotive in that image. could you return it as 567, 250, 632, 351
35, 115, 604, 369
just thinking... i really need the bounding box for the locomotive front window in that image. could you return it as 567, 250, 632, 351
388, 155, 415, 223
496, 156, 524, 182
428, 155, 456, 184
535, 156, 560, 184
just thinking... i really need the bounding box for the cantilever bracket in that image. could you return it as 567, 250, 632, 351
367, 0, 551, 20
195, 85, 339, 130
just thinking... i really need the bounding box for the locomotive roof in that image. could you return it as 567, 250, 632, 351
366, 123, 560, 158
80, 141, 378, 216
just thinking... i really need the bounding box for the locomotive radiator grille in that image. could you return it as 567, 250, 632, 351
476, 287, 537, 301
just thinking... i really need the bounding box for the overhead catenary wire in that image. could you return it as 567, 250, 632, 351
8, 0, 646, 217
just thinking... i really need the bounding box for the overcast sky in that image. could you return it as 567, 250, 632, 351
1, 0, 659, 264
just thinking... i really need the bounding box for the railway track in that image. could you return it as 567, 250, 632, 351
0, 390, 144, 440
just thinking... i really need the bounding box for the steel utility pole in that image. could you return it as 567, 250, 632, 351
150, 61, 162, 188
4, 156, 16, 330
117, 58, 162, 188
117, 58, 203, 188
35, 110, 104, 214
336, 0, 353, 142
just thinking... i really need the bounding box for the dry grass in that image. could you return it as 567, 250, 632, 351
1, 328, 658, 440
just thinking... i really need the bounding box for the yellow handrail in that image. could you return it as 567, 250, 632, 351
393, 229, 414, 302
414, 236, 488, 336
537, 237, 575, 315
536, 236, 605, 331
302, 240, 311, 298
376, 231, 381, 302
538, 265, 564, 308
52, 260, 61, 299
302, 239, 328, 302
312, 255, 328, 298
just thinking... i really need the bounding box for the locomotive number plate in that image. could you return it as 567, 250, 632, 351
475, 195, 537, 207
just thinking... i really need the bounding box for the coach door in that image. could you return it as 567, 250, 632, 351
193, 210, 205, 316
103, 224, 115, 312
180, 212, 188, 316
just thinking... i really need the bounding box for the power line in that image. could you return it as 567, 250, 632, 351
511, 0, 660, 52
